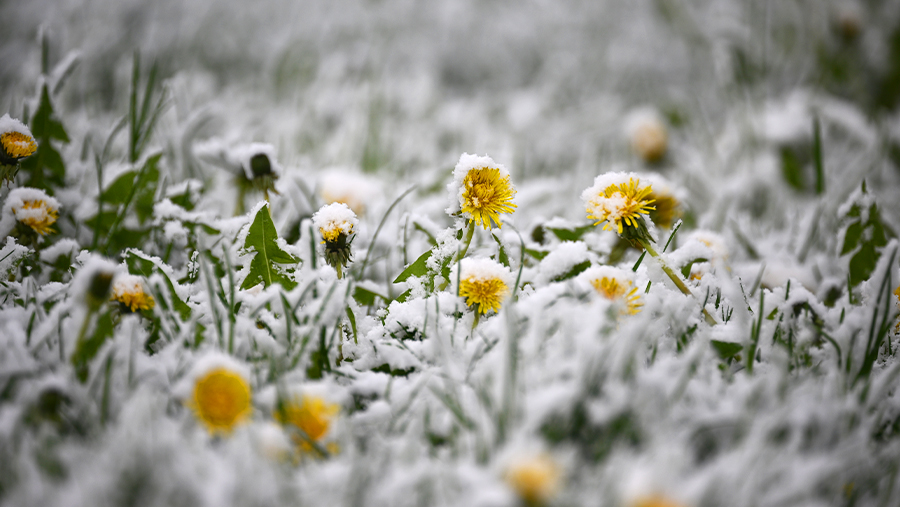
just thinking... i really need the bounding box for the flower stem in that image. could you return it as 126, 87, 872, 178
458, 221, 476, 261
639, 238, 718, 326
472, 308, 482, 330
335, 264, 343, 280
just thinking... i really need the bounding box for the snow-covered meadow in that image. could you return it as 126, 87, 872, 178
2, 1, 900, 506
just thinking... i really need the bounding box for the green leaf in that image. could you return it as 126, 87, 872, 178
491, 232, 510, 267
133, 154, 161, 223
551, 259, 591, 282
780, 147, 805, 191
240, 203, 299, 290
524, 248, 549, 261
548, 224, 595, 242
840, 191, 892, 287
102, 170, 138, 206
710, 340, 742, 360
393, 249, 432, 284
354, 285, 388, 306
72, 310, 115, 383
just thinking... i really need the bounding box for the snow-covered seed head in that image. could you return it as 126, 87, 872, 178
450, 153, 517, 230
504, 454, 561, 506
275, 394, 340, 454
188, 358, 253, 435
0, 114, 37, 163
111, 274, 155, 312
457, 257, 511, 314
584, 266, 642, 315
581, 172, 655, 236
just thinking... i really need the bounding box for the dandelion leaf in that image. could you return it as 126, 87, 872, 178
21, 84, 69, 189
840, 187, 893, 288
393, 250, 432, 283
241, 203, 299, 290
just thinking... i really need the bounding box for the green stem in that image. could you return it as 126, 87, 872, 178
471, 309, 481, 330
640, 238, 718, 326
458, 221, 476, 261
335, 264, 343, 280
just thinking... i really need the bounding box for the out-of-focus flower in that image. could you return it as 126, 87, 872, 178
582, 172, 655, 237
583, 265, 643, 315
312, 202, 358, 278
275, 394, 340, 454
455, 257, 511, 314
644, 174, 682, 230
318, 170, 379, 216
448, 153, 517, 230
626, 109, 668, 163
0, 114, 37, 165
631, 495, 687, 507
504, 454, 561, 506
0, 187, 60, 238
188, 359, 253, 435
111, 274, 155, 312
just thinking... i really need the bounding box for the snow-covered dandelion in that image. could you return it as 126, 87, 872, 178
645, 174, 682, 230
626, 109, 669, 163
504, 454, 561, 506
0, 187, 60, 238
187, 357, 253, 435
449, 153, 517, 230
630, 495, 687, 507
111, 274, 155, 312
583, 266, 643, 315
581, 172, 655, 239
455, 257, 511, 315
0, 114, 37, 167
312, 202, 358, 279
318, 170, 378, 216
275, 394, 340, 455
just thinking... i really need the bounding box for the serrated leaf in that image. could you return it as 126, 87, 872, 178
394, 249, 432, 284
841, 197, 891, 287
241, 203, 299, 290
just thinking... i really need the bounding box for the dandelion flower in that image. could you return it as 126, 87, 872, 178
111, 274, 155, 312
454, 257, 511, 314
187, 357, 253, 435
319, 170, 379, 216
312, 202, 358, 278
504, 454, 561, 506
448, 153, 517, 230
644, 174, 682, 230
581, 172, 655, 236
0, 114, 37, 162
583, 266, 643, 315
626, 109, 668, 163
275, 394, 340, 453
0, 187, 60, 238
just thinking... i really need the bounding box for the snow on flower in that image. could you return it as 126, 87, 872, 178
312, 202, 358, 243
184, 354, 253, 435
0, 187, 60, 237
448, 153, 517, 229
504, 454, 562, 506
111, 274, 155, 312
581, 172, 655, 235
453, 257, 512, 314
275, 392, 340, 454
0, 114, 37, 161
581, 265, 643, 315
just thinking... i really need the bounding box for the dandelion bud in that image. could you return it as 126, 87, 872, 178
87, 270, 114, 312
312, 202, 358, 278
833, 6, 862, 43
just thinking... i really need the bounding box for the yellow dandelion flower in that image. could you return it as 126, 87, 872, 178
111, 275, 155, 312
451, 153, 517, 230
0, 114, 37, 161
313, 202, 358, 243
1, 132, 37, 160
456, 257, 511, 314
504, 454, 561, 506
644, 175, 682, 230
581, 172, 655, 235
584, 266, 643, 315
627, 110, 668, 163
2, 188, 61, 237
275, 394, 340, 452
189, 366, 253, 434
